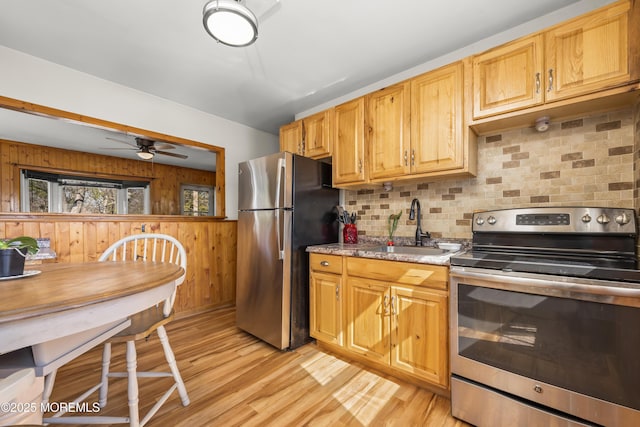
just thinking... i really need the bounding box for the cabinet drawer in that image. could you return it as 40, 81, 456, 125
309, 253, 343, 275
346, 257, 448, 290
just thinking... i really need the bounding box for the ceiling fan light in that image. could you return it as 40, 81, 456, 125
203, 0, 258, 47
137, 150, 154, 160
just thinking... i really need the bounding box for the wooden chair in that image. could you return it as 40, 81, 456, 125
0, 368, 44, 425
44, 233, 190, 427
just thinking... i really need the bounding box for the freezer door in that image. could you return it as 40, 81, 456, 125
238, 152, 293, 210
236, 209, 292, 349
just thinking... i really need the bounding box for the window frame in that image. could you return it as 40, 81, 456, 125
180, 183, 215, 216
20, 169, 151, 214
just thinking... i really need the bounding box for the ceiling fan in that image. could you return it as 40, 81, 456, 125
106, 136, 188, 160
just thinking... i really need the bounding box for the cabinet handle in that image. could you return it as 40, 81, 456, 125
320, 261, 329, 267
535, 72, 540, 94
390, 296, 397, 315
404, 151, 408, 166
358, 158, 363, 173
547, 69, 554, 92
335, 285, 340, 301
411, 149, 415, 166
383, 295, 390, 315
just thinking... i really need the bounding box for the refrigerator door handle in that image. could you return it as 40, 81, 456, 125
276, 209, 284, 260
275, 157, 286, 260
275, 157, 286, 210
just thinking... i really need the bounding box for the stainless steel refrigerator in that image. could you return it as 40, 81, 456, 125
236, 152, 339, 350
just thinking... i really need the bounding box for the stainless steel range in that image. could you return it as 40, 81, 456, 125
449, 207, 640, 427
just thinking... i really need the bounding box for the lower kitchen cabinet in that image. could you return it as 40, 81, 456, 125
391, 285, 448, 387
309, 253, 343, 346
310, 253, 449, 390
345, 277, 389, 364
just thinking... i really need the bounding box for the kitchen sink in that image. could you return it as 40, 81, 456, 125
371, 246, 449, 256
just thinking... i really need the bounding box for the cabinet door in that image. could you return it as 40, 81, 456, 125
333, 97, 366, 185
345, 277, 389, 364
411, 62, 464, 174
310, 271, 343, 346
545, 1, 629, 102
279, 120, 303, 155
473, 34, 544, 119
303, 109, 333, 159
391, 285, 448, 387
367, 82, 411, 180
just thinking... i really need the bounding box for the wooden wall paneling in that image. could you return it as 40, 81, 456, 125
21, 222, 40, 239
83, 221, 98, 262
69, 222, 84, 263
54, 222, 71, 263
177, 221, 196, 313
0, 139, 215, 216
40, 221, 56, 245
216, 221, 237, 304
0, 215, 237, 315
191, 222, 209, 308
94, 221, 110, 258
3, 220, 22, 239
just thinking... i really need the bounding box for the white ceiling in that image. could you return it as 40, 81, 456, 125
0, 0, 609, 169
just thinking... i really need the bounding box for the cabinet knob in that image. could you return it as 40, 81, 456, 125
320, 261, 330, 267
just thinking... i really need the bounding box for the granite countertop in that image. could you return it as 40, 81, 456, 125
306, 242, 464, 266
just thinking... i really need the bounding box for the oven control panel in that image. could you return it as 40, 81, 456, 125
473, 207, 636, 234
516, 213, 569, 226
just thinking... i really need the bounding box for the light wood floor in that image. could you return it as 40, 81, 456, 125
49, 307, 470, 426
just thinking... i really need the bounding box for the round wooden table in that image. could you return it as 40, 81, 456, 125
0, 261, 184, 355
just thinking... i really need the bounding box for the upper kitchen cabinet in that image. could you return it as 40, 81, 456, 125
472, 0, 636, 123
473, 35, 544, 119
333, 97, 367, 186
367, 82, 411, 180
303, 109, 333, 159
279, 120, 303, 155
279, 109, 333, 159
411, 62, 466, 174
545, 0, 630, 102
365, 62, 476, 184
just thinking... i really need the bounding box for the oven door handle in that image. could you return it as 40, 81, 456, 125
450, 266, 640, 307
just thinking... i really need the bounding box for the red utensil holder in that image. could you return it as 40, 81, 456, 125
343, 223, 358, 244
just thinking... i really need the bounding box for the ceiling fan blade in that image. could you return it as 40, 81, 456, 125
154, 150, 188, 159
153, 143, 175, 150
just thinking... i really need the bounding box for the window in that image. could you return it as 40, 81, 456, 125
21, 170, 150, 214
180, 184, 214, 216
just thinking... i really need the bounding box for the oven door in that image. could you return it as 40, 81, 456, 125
450, 266, 640, 426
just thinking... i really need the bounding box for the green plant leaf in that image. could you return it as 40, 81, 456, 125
0, 236, 40, 255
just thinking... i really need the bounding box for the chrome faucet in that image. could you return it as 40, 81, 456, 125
409, 198, 430, 246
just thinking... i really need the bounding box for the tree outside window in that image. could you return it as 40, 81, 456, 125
181, 184, 214, 216
22, 170, 149, 214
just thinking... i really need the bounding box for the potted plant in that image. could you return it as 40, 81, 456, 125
0, 236, 39, 277
387, 211, 402, 246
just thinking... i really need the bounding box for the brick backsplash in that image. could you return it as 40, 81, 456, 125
346, 108, 637, 240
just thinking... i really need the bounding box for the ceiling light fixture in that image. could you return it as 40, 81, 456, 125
137, 147, 154, 160
202, 0, 258, 47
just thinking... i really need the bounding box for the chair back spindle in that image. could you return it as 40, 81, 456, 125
99, 234, 186, 317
